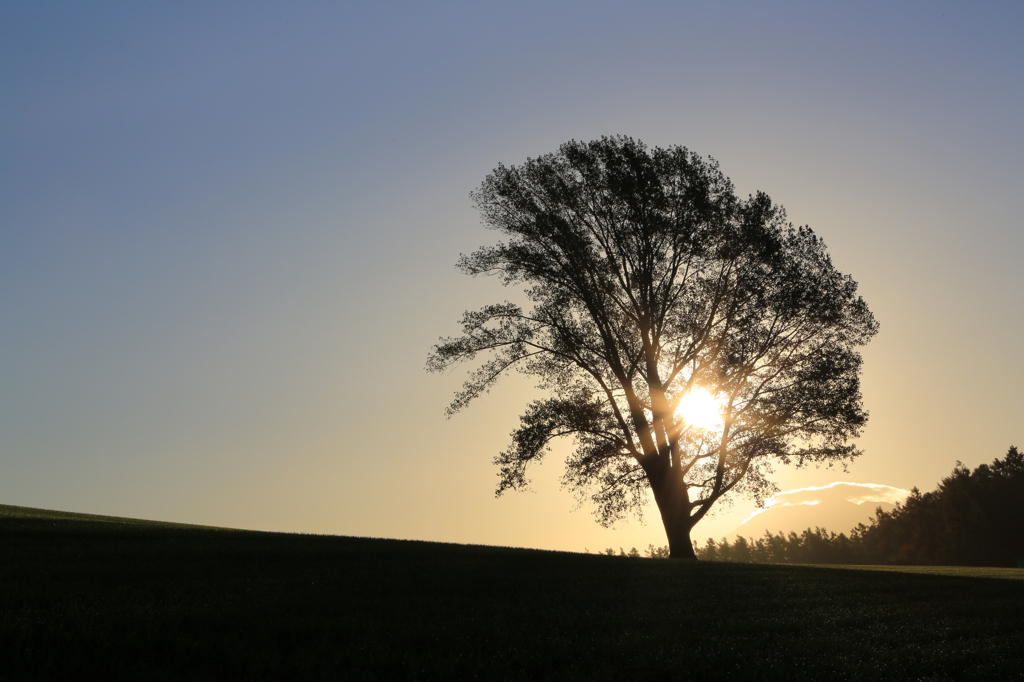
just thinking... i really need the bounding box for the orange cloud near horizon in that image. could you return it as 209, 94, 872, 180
723, 482, 912, 541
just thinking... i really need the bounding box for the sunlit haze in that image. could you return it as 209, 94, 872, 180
2, 2, 1022, 552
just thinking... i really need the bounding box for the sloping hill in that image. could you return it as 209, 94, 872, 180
0, 502, 229, 529
3, 504, 1024, 680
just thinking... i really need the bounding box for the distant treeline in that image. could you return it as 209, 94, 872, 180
599, 545, 671, 559
695, 446, 1024, 567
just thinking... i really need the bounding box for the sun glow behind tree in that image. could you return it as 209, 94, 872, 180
675, 387, 724, 432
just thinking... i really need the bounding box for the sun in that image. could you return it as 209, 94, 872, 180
675, 387, 724, 431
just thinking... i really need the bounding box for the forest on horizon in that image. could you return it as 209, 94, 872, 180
695, 447, 1024, 567
611, 447, 1024, 567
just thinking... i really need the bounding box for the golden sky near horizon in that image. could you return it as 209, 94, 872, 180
2, 3, 1022, 552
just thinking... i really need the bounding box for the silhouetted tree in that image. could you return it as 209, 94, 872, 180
700, 538, 721, 561
645, 544, 671, 558
428, 137, 878, 559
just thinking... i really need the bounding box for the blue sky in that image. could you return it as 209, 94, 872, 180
3, 1, 1022, 550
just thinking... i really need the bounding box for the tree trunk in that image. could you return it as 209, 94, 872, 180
645, 458, 698, 560
663, 513, 697, 560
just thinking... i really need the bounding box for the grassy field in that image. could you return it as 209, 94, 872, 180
3, 504, 1024, 680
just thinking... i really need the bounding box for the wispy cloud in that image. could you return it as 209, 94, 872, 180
741, 482, 911, 525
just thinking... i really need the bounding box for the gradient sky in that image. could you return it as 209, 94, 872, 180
3, 1, 1022, 552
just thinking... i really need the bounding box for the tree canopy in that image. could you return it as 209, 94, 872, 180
428, 136, 878, 558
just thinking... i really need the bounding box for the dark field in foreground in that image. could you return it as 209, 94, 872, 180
3, 505, 1024, 680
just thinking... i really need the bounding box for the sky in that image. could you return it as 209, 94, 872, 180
3, 1, 1022, 552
